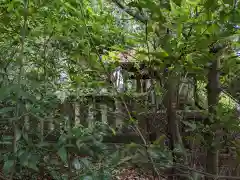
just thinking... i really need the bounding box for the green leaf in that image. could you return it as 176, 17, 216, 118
82, 176, 93, 180
186, 0, 201, 5
223, 0, 234, 5
117, 156, 132, 166
192, 171, 201, 180
127, 2, 140, 8
17, 150, 25, 157
7, 2, 14, 12
153, 135, 167, 145
80, 158, 91, 169
110, 127, 116, 135
15, 127, 21, 142
57, 147, 68, 163
3, 160, 14, 173
109, 150, 121, 166
19, 90, 36, 102
170, 0, 179, 11
149, 51, 169, 58
172, 0, 182, 6
76, 140, 85, 150
55, 90, 68, 103
204, 0, 219, 10
28, 160, 39, 171
2, 136, 13, 141
0, 107, 14, 115
19, 152, 29, 166
182, 120, 197, 131
36, 142, 51, 148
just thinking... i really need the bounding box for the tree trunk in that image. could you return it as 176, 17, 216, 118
205, 58, 220, 180
164, 75, 188, 180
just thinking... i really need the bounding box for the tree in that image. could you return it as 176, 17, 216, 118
0, 0, 240, 179
112, 0, 240, 179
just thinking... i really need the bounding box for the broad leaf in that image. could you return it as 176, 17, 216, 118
3, 160, 14, 173
57, 146, 68, 163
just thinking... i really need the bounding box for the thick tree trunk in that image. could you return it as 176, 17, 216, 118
205, 58, 220, 180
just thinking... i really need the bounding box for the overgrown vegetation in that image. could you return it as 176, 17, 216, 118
0, 0, 240, 179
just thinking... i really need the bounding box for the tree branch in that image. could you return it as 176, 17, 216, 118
111, 0, 148, 23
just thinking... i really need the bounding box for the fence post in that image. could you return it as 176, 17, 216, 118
74, 102, 80, 126
87, 97, 95, 129
115, 99, 123, 130
48, 118, 54, 131
39, 117, 44, 142
24, 114, 30, 131
100, 103, 108, 124
146, 79, 155, 105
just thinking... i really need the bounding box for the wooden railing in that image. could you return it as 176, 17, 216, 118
0, 77, 199, 138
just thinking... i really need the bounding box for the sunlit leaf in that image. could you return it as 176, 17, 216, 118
109, 127, 116, 135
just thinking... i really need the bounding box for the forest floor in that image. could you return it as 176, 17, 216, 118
113, 167, 167, 180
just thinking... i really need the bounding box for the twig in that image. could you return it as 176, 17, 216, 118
10, 0, 28, 179
131, 160, 240, 180
130, 125, 163, 179
175, 163, 240, 180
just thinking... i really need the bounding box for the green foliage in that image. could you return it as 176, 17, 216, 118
0, 0, 240, 179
